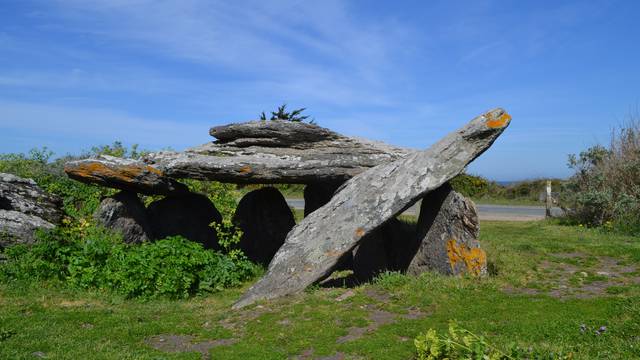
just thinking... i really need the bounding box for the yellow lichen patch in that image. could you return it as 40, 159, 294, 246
485, 112, 511, 129
239, 165, 252, 174
355, 227, 365, 238
446, 238, 487, 276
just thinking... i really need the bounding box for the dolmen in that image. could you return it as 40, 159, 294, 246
62, 107, 511, 308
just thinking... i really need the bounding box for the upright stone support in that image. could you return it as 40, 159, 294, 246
352, 218, 405, 282
233, 187, 295, 266
403, 183, 485, 276
147, 192, 222, 249
94, 191, 153, 244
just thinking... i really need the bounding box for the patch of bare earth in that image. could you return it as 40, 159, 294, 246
218, 304, 273, 332
504, 252, 639, 298
289, 349, 352, 360
335, 289, 427, 344
289, 288, 428, 359
145, 334, 237, 359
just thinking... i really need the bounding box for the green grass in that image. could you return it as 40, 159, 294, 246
1, 221, 640, 359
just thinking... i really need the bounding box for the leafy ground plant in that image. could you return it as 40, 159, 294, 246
415, 321, 572, 360
0, 224, 259, 299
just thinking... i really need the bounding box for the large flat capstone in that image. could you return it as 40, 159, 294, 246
64, 121, 413, 192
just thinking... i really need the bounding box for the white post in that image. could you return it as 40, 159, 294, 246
545, 180, 552, 218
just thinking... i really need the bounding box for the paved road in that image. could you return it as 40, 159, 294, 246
285, 198, 562, 221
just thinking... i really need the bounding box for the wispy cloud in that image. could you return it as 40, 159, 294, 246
0, 100, 211, 153
1, 0, 634, 180
43, 0, 411, 106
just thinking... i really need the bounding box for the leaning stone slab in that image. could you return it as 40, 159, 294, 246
234, 108, 511, 308
64, 155, 188, 195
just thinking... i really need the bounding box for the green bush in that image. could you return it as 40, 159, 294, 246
500, 179, 563, 202
0, 225, 259, 299
450, 172, 564, 203
450, 173, 492, 198
0, 143, 257, 298
560, 118, 640, 234
259, 104, 314, 123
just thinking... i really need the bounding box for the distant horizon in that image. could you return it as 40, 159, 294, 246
1, 1, 639, 180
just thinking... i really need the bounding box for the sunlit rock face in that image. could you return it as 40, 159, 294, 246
0, 172, 63, 247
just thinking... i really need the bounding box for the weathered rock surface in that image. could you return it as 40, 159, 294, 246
395, 183, 485, 276
209, 120, 341, 146
65, 155, 189, 195
65, 121, 412, 191
0, 210, 56, 248
303, 182, 343, 217
0, 173, 62, 247
234, 108, 511, 308
94, 191, 153, 244
0, 173, 62, 224
233, 187, 295, 266
147, 192, 222, 249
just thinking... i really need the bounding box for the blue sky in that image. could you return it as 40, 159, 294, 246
1, 0, 639, 180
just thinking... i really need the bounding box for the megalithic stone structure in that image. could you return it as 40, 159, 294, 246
233, 108, 511, 309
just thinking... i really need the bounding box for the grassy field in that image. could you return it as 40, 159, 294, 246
1, 220, 639, 359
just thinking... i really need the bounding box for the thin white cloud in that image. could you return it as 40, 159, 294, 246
47, 0, 409, 99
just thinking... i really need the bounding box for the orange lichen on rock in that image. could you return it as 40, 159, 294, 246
446, 238, 487, 276
354, 227, 365, 238
144, 165, 164, 176
485, 112, 511, 129
68, 162, 163, 183
239, 165, 252, 174
325, 249, 341, 257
